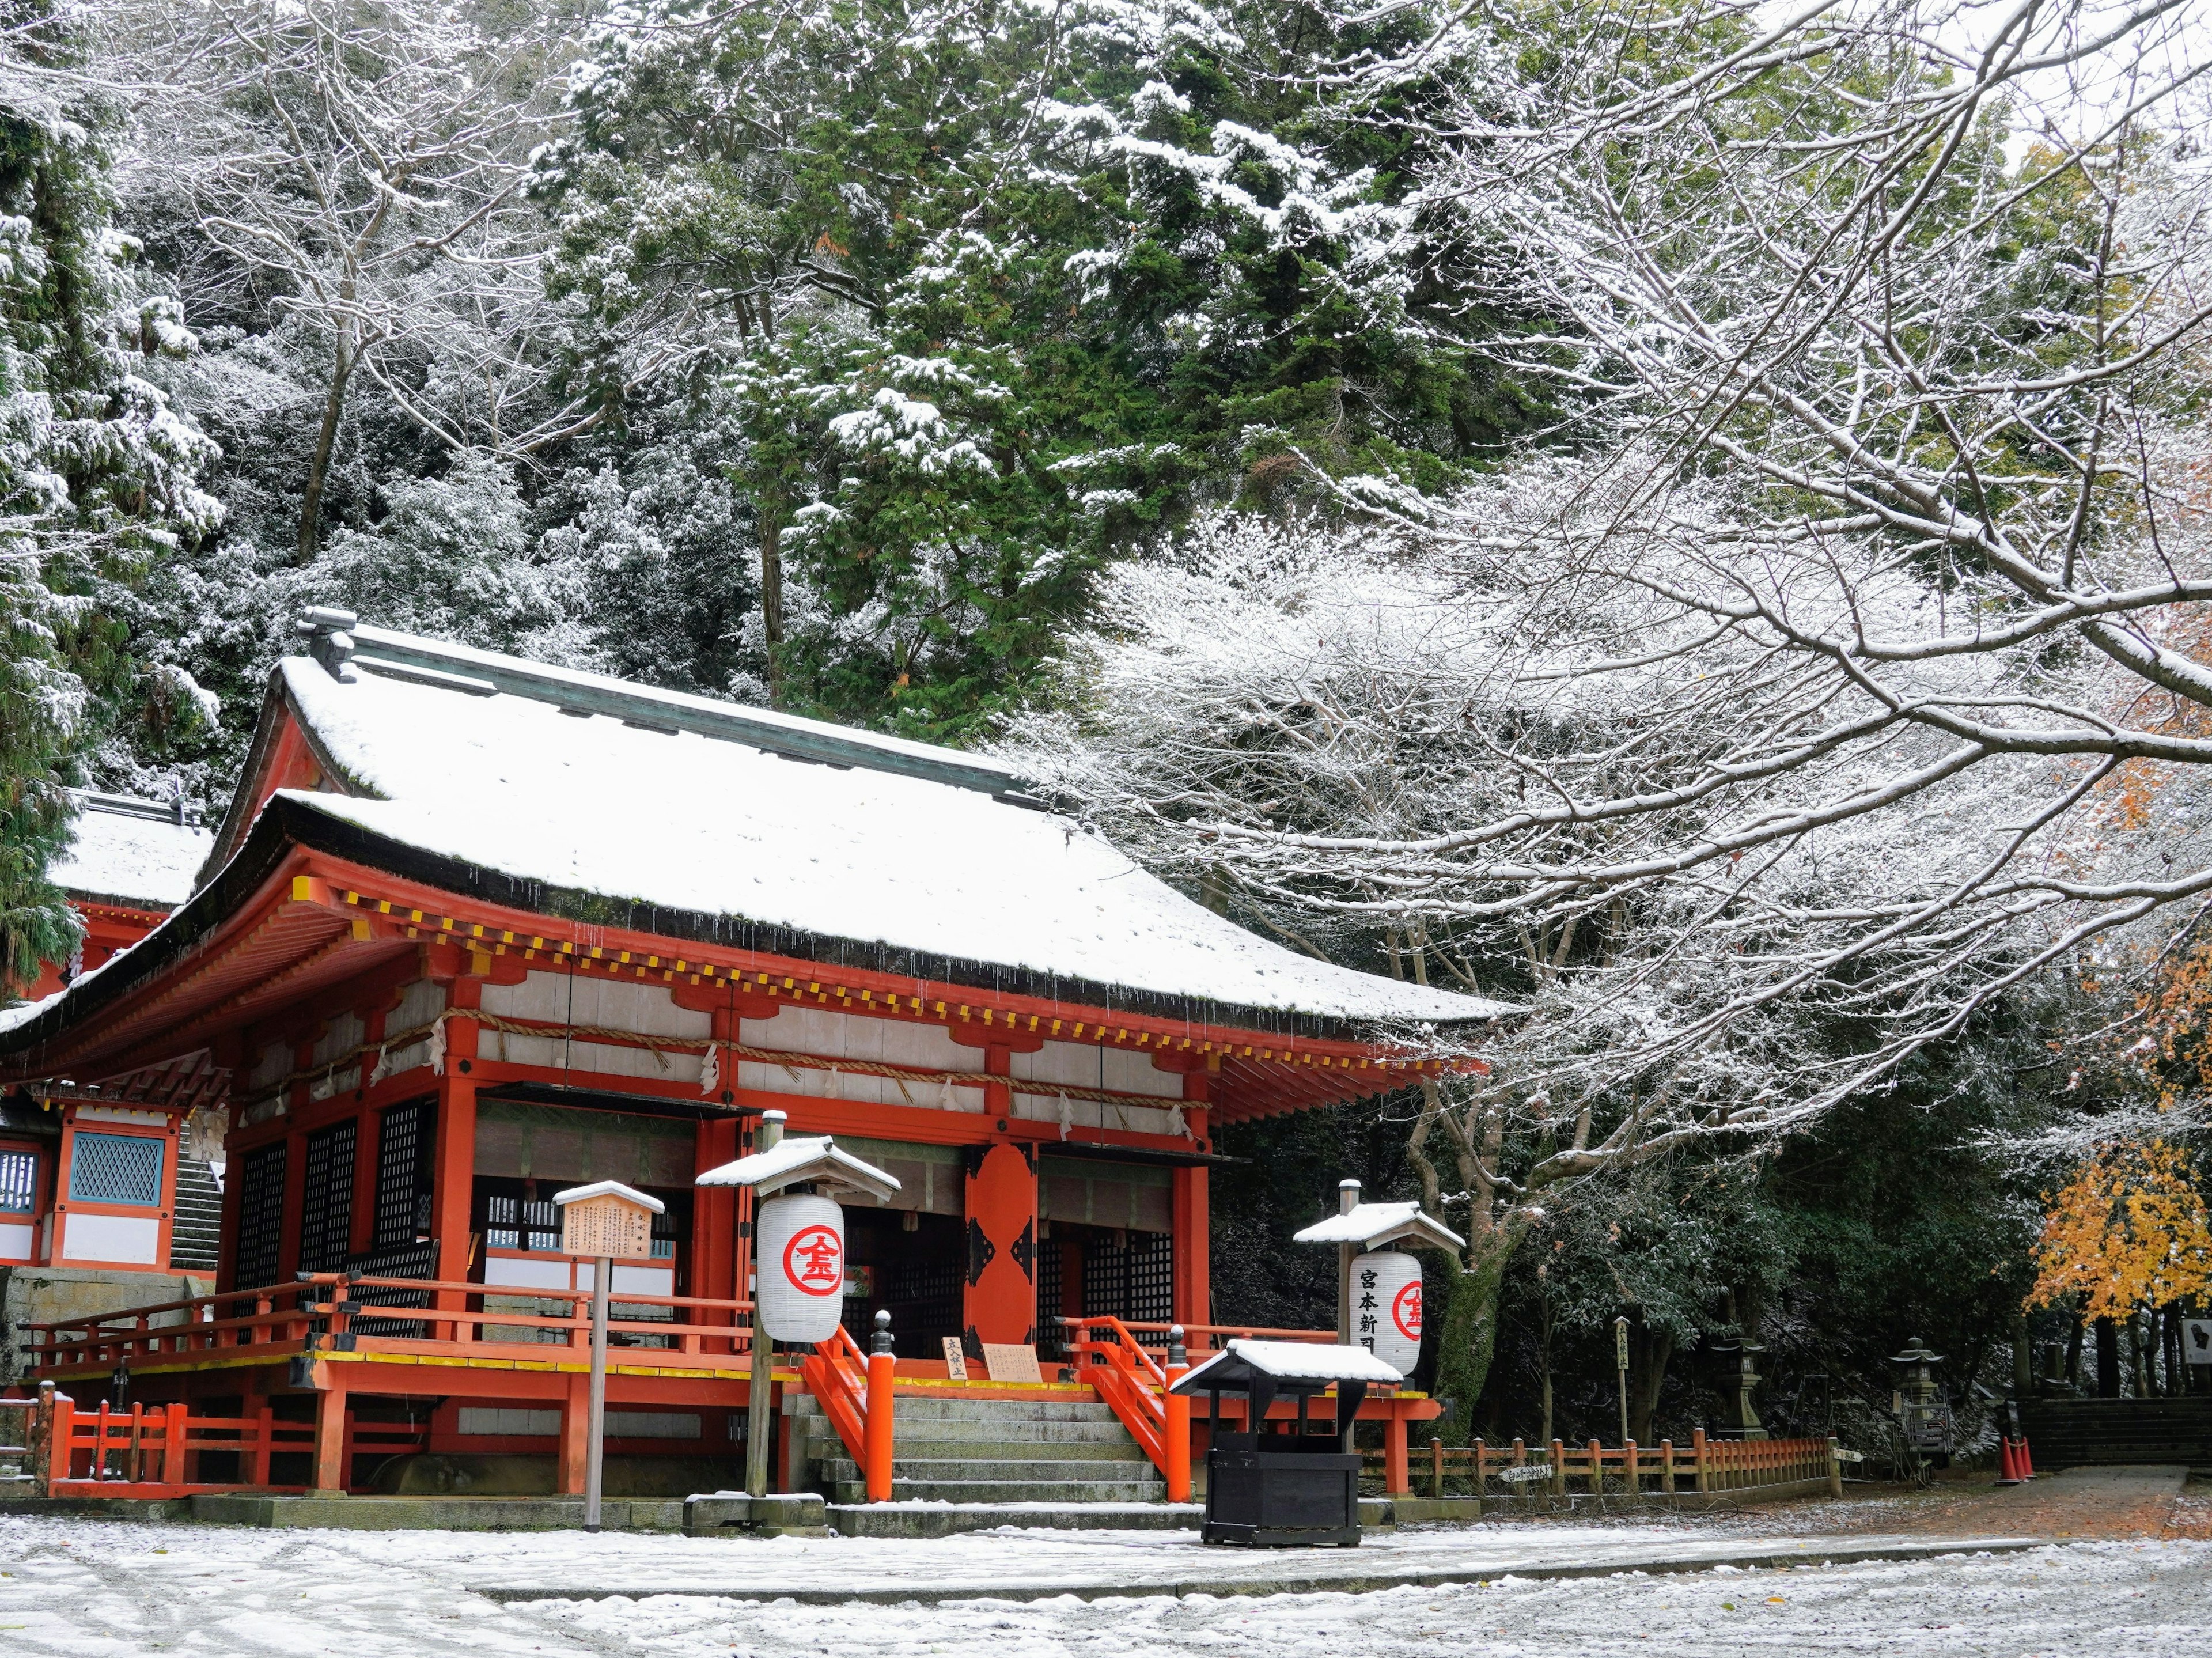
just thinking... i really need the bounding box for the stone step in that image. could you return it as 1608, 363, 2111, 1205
790, 1395, 1120, 1425
882, 1437, 1153, 1461
827, 1476, 1167, 1505
825, 1501, 1201, 1539
820, 1455, 1156, 1483
883, 1417, 1135, 1445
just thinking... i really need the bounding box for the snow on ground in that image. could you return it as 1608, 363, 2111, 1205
0, 1513, 2203, 1656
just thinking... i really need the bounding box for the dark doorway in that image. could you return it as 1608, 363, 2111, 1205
841, 1207, 964, 1357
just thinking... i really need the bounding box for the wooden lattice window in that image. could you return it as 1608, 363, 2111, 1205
234, 1141, 287, 1290
298, 1120, 357, 1274
69, 1131, 162, 1206
374, 1100, 433, 1248
0, 1148, 35, 1213
1128, 1232, 1173, 1326
1035, 1237, 1064, 1355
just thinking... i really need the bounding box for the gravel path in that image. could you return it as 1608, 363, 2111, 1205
0, 1508, 2204, 1657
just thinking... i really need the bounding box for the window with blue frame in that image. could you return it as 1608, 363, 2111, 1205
69, 1132, 163, 1206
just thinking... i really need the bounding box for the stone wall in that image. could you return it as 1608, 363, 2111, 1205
0, 1266, 213, 1384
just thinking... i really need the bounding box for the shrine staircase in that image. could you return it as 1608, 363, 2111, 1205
791, 1391, 1200, 1537
169, 1159, 224, 1274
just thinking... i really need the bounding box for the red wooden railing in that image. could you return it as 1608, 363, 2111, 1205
1392, 1430, 1843, 1498
0, 1392, 321, 1497
1061, 1315, 1171, 1469
20, 1273, 756, 1372
799, 1324, 872, 1473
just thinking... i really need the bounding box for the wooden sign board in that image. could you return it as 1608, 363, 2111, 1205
560, 1193, 656, 1261
942, 1338, 968, 1381
980, 1343, 1043, 1384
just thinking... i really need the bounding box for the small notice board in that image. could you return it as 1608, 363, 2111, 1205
560, 1191, 657, 1260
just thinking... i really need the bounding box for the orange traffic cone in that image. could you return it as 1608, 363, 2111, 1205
1995, 1437, 2021, 1486
2016, 1436, 2033, 1479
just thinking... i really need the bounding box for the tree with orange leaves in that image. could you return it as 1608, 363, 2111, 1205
2025, 1141, 2212, 1322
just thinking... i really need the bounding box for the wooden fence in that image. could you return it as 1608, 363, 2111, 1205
0, 1390, 336, 1499
1367, 1429, 1843, 1500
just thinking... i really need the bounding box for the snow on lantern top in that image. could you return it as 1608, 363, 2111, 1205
696, 1135, 900, 1205
1293, 1199, 1465, 1254
553, 1179, 664, 1260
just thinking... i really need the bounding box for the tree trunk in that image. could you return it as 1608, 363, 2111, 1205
1537, 1302, 1554, 1446
2094, 1316, 2120, 1398
298, 330, 354, 559
1432, 1225, 1519, 1446
2011, 1312, 2033, 1398
2064, 1317, 2085, 1390
758, 505, 786, 703
1628, 1327, 1672, 1444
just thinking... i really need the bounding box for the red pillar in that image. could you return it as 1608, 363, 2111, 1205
962, 1140, 1037, 1350
694, 1108, 739, 1324
430, 981, 479, 1334
310, 1369, 347, 1493
1173, 1070, 1211, 1332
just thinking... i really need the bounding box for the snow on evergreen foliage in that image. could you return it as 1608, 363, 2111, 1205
0, 12, 218, 985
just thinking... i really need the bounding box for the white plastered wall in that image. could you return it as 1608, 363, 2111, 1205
478, 971, 709, 1084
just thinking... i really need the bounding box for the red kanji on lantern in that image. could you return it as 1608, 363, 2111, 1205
784, 1224, 844, 1296
1392, 1278, 1422, 1342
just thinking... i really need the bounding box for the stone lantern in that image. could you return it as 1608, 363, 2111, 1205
1709, 1337, 1768, 1440
1888, 1336, 1954, 1460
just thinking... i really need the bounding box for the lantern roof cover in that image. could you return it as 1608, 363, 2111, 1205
1293, 1201, 1465, 1253
696, 1134, 900, 1203
1169, 1338, 1404, 1394
551, 1179, 665, 1214
232, 628, 1506, 1029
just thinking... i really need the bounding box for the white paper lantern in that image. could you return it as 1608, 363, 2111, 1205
1350, 1250, 1422, 1375
756, 1192, 847, 1342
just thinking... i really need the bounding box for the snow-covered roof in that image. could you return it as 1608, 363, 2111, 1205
552, 1180, 666, 1213
51, 792, 211, 910
260, 631, 1506, 1029
695, 1135, 900, 1202
1171, 1338, 1404, 1391
1293, 1201, 1466, 1252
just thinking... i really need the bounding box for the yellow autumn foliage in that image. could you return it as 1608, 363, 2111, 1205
2025, 1140, 2212, 1322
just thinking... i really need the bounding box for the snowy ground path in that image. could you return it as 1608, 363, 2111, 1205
0, 1511, 2205, 1656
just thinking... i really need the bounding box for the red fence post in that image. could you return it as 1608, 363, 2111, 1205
1384, 1409, 1410, 1496
1163, 1326, 1191, 1505
44, 1392, 73, 1489
162, 1403, 188, 1486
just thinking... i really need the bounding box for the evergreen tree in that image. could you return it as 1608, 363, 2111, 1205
0, 7, 217, 991
533, 0, 1528, 736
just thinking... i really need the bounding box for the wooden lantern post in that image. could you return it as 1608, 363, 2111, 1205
555, 1179, 665, 1534
694, 1113, 900, 1505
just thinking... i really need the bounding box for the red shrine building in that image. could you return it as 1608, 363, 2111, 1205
0, 612, 1498, 1500
2, 792, 220, 1345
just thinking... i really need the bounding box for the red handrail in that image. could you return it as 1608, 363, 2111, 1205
798, 1325, 871, 1473
20, 1273, 757, 1371
1062, 1316, 1168, 1470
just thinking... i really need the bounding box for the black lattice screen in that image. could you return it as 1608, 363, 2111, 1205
1077, 1233, 1174, 1327
374, 1100, 433, 1248
843, 1252, 964, 1347
233, 1141, 287, 1290
1035, 1238, 1064, 1356
298, 1121, 357, 1274
1128, 1232, 1173, 1326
